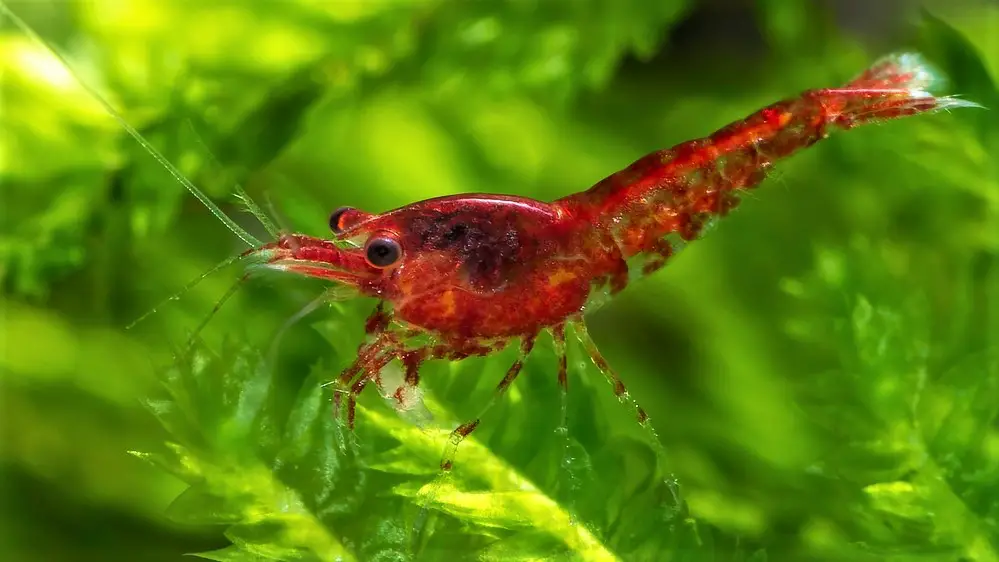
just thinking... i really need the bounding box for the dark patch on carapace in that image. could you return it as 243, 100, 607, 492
406, 209, 532, 292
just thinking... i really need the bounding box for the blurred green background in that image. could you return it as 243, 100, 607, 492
2, 0, 998, 560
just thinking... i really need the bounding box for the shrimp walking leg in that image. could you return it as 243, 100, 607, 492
551, 323, 579, 507
552, 324, 569, 437
332, 331, 399, 427
570, 317, 683, 512
439, 335, 538, 471
344, 352, 396, 430
386, 349, 429, 412
640, 238, 678, 277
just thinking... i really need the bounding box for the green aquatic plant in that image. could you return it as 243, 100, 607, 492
1, 1, 997, 560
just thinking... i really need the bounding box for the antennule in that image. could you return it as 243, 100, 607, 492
183, 119, 281, 238
0, 2, 263, 248
178, 272, 252, 360
125, 253, 244, 331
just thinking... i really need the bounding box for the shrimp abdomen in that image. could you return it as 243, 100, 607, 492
561, 53, 979, 273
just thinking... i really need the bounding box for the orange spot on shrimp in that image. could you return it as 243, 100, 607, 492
439, 289, 457, 316
548, 269, 577, 288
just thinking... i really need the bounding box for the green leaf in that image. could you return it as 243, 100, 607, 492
135, 331, 700, 561
215, 69, 326, 176
192, 545, 277, 562
135, 344, 358, 561
782, 238, 999, 560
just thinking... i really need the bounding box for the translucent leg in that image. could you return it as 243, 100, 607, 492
344, 352, 395, 429
569, 317, 682, 513
640, 238, 675, 277
332, 330, 398, 425
439, 335, 537, 471
551, 323, 578, 513
384, 350, 432, 427
552, 323, 570, 464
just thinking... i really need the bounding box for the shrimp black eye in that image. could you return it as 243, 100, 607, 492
329, 206, 353, 234
365, 236, 402, 268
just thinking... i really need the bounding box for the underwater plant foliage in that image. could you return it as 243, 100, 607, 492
1, 0, 998, 560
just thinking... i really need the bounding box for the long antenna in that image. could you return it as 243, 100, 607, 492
0, 2, 264, 248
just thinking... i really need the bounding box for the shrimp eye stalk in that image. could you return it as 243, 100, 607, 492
329, 206, 354, 234
365, 236, 402, 268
